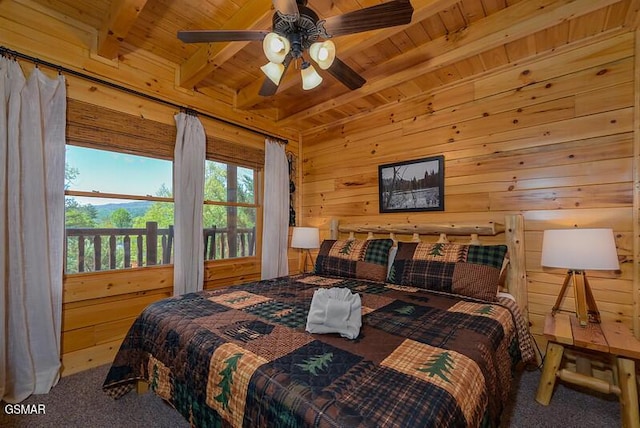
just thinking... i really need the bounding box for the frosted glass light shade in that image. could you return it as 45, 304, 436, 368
260, 61, 285, 85
291, 227, 320, 249
541, 228, 619, 270
263, 32, 290, 64
309, 40, 336, 70
301, 63, 322, 90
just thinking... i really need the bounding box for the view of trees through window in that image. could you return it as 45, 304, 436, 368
203, 159, 257, 261
65, 146, 258, 274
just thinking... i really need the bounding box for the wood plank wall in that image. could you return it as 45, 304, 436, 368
300, 30, 638, 351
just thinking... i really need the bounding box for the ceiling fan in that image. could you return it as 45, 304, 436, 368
177, 0, 414, 96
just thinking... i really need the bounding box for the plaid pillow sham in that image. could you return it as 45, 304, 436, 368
387, 242, 508, 301
314, 239, 394, 283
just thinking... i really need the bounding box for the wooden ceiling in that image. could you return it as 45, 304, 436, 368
29, 0, 639, 132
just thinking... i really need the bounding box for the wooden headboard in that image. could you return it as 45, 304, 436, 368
329, 214, 528, 325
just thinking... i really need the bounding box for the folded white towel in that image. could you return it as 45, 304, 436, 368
306, 287, 362, 340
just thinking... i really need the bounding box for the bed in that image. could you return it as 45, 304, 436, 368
103, 214, 535, 427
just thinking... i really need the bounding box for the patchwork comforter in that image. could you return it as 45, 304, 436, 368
103, 274, 534, 427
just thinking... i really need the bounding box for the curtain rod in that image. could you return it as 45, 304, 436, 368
0, 46, 288, 144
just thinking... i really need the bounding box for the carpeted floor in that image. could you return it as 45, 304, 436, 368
1, 364, 621, 427
503, 368, 620, 427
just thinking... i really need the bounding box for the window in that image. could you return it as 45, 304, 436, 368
65, 99, 267, 274
65, 146, 174, 273
203, 160, 258, 261
65, 146, 261, 273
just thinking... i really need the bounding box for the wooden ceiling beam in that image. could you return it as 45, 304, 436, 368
178, 0, 272, 89
97, 0, 148, 59
234, 0, 461, 110
277, 0, 622, 125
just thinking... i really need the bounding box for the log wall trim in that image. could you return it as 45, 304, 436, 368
335, 222, 505, 236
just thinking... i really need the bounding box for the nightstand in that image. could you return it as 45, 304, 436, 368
535, 313, 640, 428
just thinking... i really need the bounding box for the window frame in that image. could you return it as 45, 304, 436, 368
64, 145, 176, 274
202, 159, 263, 264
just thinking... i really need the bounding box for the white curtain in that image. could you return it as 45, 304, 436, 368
0, 58, 66, 403
173, 112, 205, 295
261, 138, 289, 279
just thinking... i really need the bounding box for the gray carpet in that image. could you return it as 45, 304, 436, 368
1, 364, 620, 427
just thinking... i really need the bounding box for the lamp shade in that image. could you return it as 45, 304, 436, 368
291, 227, 320, 249
301, 62, 323, 90
541, 228, 619, 270
260, 61, 285, 85
309, 40, 336, 70
263, 32, 290, 64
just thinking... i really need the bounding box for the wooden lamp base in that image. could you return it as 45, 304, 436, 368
301, 249, 315, 273
551, 269, 600, 326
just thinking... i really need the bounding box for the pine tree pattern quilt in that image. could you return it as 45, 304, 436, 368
103, 274, 534, 427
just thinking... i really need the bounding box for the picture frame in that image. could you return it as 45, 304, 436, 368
378, 155, 444, 213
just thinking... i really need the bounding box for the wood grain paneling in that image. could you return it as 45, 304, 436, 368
63, 266, 173, 303
61, 273, 172, 375
300, 30, 638, 348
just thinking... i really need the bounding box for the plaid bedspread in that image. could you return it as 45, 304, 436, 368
103, 274, 534, 427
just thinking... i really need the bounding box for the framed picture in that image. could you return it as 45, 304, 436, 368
378, 155, 444, 213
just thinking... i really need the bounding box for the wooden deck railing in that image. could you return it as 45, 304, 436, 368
65, 222, 256, 273
203, 225, 256, 260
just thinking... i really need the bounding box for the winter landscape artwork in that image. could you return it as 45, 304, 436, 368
378, 156, 444, 213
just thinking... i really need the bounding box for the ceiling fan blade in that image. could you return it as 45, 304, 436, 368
177, 30, 269, 43
259, 56, 293, 97
259, 77, 279, 97
323, 1, 414, 37
326, 57, 366, 90
273, 0, 299, 17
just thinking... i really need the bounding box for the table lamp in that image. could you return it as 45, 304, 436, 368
291, 227, 320, 273
541, 228, 619, 326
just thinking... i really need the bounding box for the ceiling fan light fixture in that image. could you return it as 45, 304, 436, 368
301, 61, 323, 90
263, 32, 290, 64
309, 40, 336, 70
178, 0, 413, 97
260, 61, 286, 85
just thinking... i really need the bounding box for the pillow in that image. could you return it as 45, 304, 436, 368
314, 239, 394, 282
387, 242, 508, 301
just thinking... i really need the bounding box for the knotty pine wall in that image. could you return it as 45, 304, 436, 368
300, 29, 640, 350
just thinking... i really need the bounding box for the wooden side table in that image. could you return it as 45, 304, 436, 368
536, 313, 640, 428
